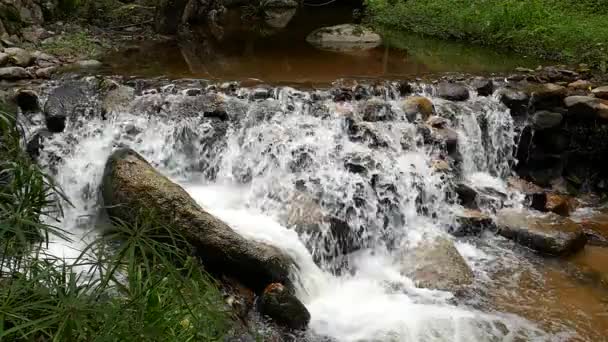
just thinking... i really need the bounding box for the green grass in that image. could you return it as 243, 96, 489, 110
42, 31, 108, 59
365, 0, 608, 71
0, 109, 234, 341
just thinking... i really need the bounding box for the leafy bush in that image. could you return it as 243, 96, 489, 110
366, 0, 608, 70
0, 109, 233, 341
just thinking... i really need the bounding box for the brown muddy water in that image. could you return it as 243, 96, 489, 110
102, 6, 546, 85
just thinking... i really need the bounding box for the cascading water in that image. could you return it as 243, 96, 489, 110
25, 77, 568, 341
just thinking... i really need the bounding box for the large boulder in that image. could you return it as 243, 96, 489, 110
258, 283, 310, 330
400, 237, 474, 293
306, 24, 382, 52
437, 82, 469, 101
495, 209, 587, 256
102, 148, 296, 293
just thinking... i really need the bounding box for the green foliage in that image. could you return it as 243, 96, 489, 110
42, 31, 107, 59
55, 0, 156, 27
366, 0, 608, 70
0, 110, 233, 341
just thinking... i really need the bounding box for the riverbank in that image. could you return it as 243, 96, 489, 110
365, 0, 608, 71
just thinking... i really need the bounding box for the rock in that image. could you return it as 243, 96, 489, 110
0, 52, 8, 66
14, 89, 39, 113
529, 83, 567, 109
471, 77, 494, 96
346, 119, 389, 148
531, 110, 562, 130
507, 177, 546, 211
426, 115, 449, 128
592, 86, 608, 100
258, 283, 310, 330
545, 193, 573, 216
498, 89, 529, 116
102, 148, 296, 292
306, 24, 382, 52
400, 237, 474, 293
495, 209, 587, 256
568, 80, 592, 90
437, 82, 469, 101
75, 59, 103, 69
102, 84, 135, 115
21, 26, 51, 44
4, 47, 34, 67
32, 51, 60, 68
455, 183, 478, 209
401, 96, 434, 122
431, 159, 450, 172
26, 129, 52, 160
35, 66, 56, 79
263, 0, 298, 29
361, 98, 393, 122
564, 96, 608, 121
0, 66, 29, 80
43, 83, 86, 133
452, 209, 494, 236
430, 126, 459, 155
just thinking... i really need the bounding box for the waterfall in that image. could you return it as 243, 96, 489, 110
27, 78, 560, 341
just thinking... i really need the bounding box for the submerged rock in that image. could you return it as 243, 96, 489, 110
400, 237, 474, 293
495, 209, 587, 256
258, 283, 310, 330
437, 82, 469, 101
453, 209, 494, 236
102, 148, 296, 293
306, 24, 382, 52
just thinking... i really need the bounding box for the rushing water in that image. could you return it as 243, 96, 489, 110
24, 77, 600, 341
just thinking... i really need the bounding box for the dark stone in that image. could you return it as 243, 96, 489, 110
397, 81, 413, 96
258, 283, 310, 330
531, 110, 563, 130
44, 83, 86, 133
203, 109, 229, 121
533, 128, 569, 154
471, 77, 494, 96
14, 89, 39, 113
26, 129, 52, 160
346, 119, 389, 148
499, 89, 529, 116
437, 82, 470, 101
455, 183, 478, 209
564, 96, 608, 122
452, 209, 495, 236
529, 83, 567, 110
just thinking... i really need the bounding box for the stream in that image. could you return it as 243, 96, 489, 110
16, 5, 608, 342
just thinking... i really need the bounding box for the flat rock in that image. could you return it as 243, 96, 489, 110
529, 83, 567, 109
568, 80, 592, 90
306, 24, 382, 52
400, 237, 474, 293
452, 209, 494, 236
0, 66, 29, 80
495, 208, 587, 256
592, 86, 608, 100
